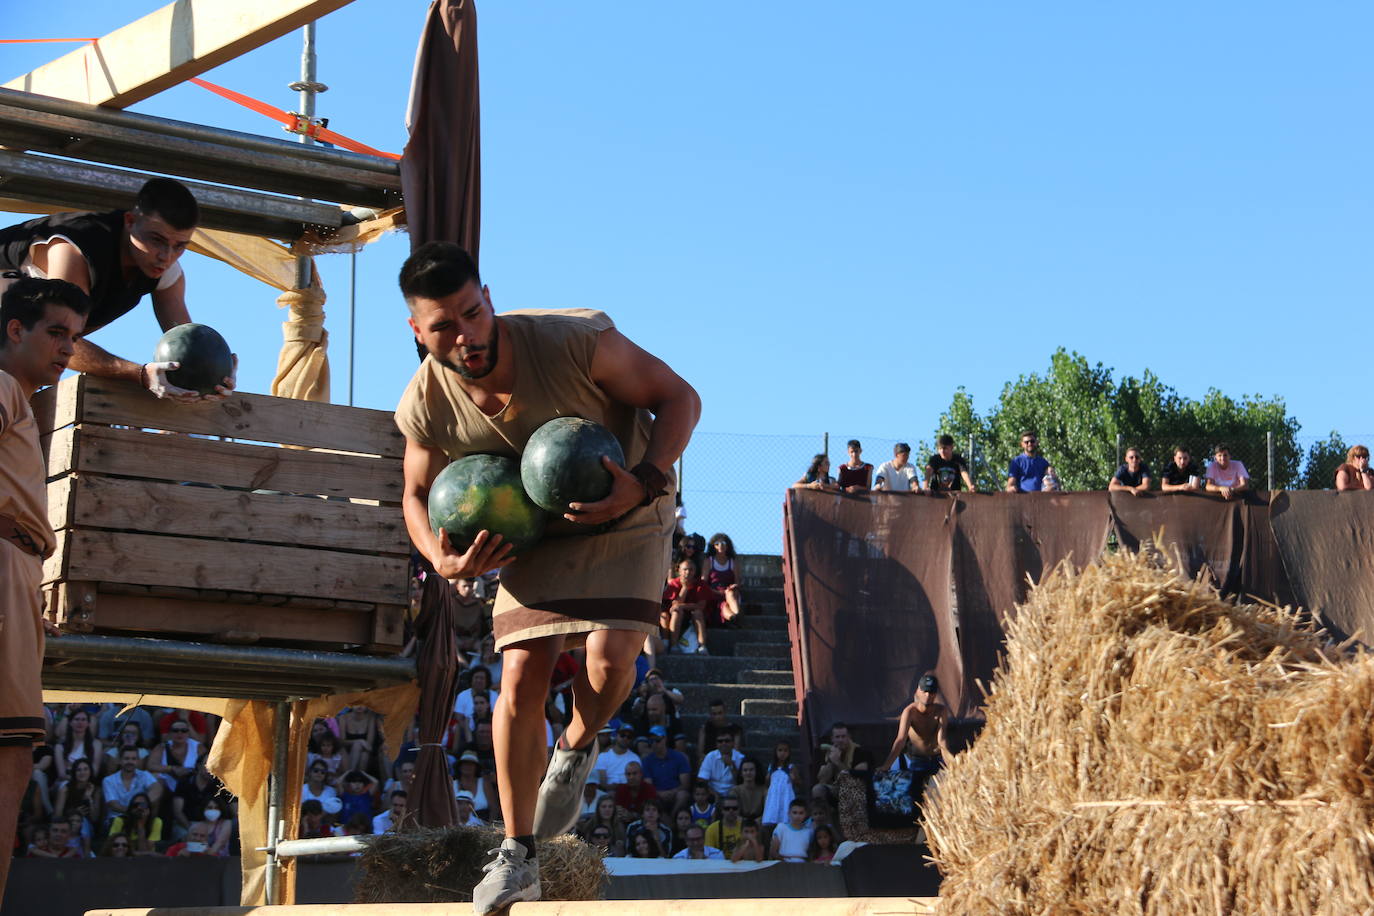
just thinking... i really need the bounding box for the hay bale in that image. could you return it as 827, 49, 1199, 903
924, 547, 1374, 915
353, 825, 607, 904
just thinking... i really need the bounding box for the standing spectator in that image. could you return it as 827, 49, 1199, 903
795, 454, 836, 491
99, 832, 132, 858
874, 443, 921, 493
595, 724, 639, 789
672, 824, 724, 860
624, 797, 673, 854
102, 747, 162, 825
769, 799, 814, 862
1335, 445, 1374, 491
613, 760, 658, 817
697, 700, 744, 756
456, 790, 486, 827
810, 824, 839, 863
450, 576, 489, 656
704, 533, 746, 623
732, 819, 766, 863
812, 723, 872, 807
148, 719, 201, 792
54, 707, 102, 783
704, 794, 744, 858
1159, 446, 1204, 493
1005, 431, 1051, 493
836, 440, 873, 493
301, 761, 338, 807
925, 435, 975, 493
734, 759, 766, 822
1108, 447, 1153, 495
372, 790, 408, 834
697, 733, 744, 799
53, 758, 101, 825
1205, 444, 1250, 500
762, 741, 804, 829
201, 797, 234, 856
165, 821, 213, 857
103, 722, 149, 777
337, 706, 383, 777
640, 725, 691, 814
109, 793, 162, 855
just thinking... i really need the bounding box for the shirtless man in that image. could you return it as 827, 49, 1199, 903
0, 178, 234, 401
879, 673, 950, 804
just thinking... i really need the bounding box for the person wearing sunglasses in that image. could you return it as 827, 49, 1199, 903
1006, 431, 1051, 493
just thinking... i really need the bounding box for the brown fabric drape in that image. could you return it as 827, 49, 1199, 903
1270, 490, 1374, 642
411, 571, 463, 827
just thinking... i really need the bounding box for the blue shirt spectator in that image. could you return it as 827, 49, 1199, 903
640, 733, 691, 794
1007, 454, 1050, 492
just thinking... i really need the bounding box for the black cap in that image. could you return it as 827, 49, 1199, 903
919, 674, 939, 693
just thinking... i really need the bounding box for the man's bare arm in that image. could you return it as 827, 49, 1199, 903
879, 706, 914, 771
401, 438, 513, 579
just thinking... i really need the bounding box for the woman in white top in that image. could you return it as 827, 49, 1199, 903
55, 708, 103, 782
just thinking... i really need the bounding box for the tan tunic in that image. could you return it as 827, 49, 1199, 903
395, 309, 675, 650
0, 370, 52, 748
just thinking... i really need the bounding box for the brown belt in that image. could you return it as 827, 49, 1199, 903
0, 514, 44, 558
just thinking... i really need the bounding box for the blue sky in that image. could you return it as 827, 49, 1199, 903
6, 3, 1372, 550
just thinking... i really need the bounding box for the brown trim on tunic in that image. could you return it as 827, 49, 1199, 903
493, 598, 661, 649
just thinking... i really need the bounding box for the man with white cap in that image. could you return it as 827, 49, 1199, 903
456, 790, 485, 827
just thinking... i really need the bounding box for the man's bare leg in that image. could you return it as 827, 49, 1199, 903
562, 629, 645, 750
0, 745, 33, 903
492, 637, 563, 837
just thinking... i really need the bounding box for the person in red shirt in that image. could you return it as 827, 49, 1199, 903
165, 820, 212, 857
612, 760, 658, 817
661, 559, 723, 655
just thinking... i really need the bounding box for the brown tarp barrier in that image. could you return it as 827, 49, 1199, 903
411, 571, 463, 828
1270, 490, 1374, 642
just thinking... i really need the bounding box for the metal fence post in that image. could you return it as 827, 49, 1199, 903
1267, 431, 1275, 491
968, 433, 976, 487
823, 432, 829, 458
1116, 432, 1123, 468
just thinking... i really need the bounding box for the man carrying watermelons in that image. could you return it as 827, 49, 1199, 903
395, 243, 699, 914
0, 177, 234, 402
0, 278, 90, 907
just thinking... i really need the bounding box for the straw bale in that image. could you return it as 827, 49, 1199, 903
353, 825, 607, 904
924, 547, 1374, 915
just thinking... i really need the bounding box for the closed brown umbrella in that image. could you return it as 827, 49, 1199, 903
410, 569, 463, 827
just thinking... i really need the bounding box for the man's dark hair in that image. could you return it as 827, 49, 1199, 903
1020, 430, 1038, 441
641, 797, 663, 814
741, 818, 760, 831
938, 434, 955, 447
847, 439, 861, 450
1173, 445, 1190, 456
133, 178, 199, 231
831, 721, 849, 733
390, 790, 408, 801
894, 442, 910, 455
120, 747, 140, 758
1, 277, 91, 337
1213, 443, 1231, 456
301, 799, 323, 816
399, 241, 481, 302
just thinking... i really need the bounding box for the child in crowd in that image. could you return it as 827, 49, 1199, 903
769, 800, 814, 862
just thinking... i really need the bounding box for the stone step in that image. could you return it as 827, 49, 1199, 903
699, 628, 790, 653
651, 654, 788, 683
743, 669, 794, 686
671, 682, 794, 715
731, 614, 788, 632
734, 641, 792, 659
742, 698, 798, 718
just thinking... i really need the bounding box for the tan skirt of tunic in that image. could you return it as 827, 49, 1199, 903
0, 542, 46, 747
492, 494, 674, 651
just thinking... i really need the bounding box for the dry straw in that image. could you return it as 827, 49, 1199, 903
354, 825, 607, 904
924, 547, 1374, 915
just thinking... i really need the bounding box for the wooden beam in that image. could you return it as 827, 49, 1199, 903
3, 0, 358, 109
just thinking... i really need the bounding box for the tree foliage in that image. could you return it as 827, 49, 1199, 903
928, 349, 1304, 491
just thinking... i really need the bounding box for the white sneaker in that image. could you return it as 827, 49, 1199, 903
472, 838, 541, 915
532, 741, 599, 838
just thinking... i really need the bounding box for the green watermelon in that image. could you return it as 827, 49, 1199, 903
153, 323, 234, 395
428, 454, 546, 553
520, 417, 626, 514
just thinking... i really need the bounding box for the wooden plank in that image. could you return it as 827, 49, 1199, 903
60, 375, 403, 457
368, 604, 407, 653
48, 580, 97, 632
47, 530, 405, 605
4, 0, 358, 109
55, 475, 407, 555
89, 593, 375, 646
47, 425, 402, 503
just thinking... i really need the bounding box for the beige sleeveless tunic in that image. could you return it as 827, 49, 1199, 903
395, 309, 675, 650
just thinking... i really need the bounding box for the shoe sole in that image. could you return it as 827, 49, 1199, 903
532, 746, 598, 839
473, 876, 541, 916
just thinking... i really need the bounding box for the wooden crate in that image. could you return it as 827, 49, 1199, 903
34, 374, 409, 653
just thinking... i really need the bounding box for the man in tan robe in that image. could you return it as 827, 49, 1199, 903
395, 243, 699, 914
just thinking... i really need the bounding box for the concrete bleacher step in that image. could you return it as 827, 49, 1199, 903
734, 641, 791, 658
654, 653, 788, 682
672, 681, 793, 714
744, 669, 794, 685
742, 697, 798, 718
731, 614, 789, 632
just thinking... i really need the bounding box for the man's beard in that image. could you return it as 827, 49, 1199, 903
436, 327, 500, 379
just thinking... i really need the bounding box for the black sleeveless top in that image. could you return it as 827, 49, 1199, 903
0, 210, 159, 333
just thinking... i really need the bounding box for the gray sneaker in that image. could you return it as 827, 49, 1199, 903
532, 741, 598, 838
472, 838, 540, 916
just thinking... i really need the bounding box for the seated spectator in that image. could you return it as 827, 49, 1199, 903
613, 760, 658, 817
672, 824, 724, 860
337, 770, 380, 826
453, 750, 496, 821
595, 723, 640, 789
586, 824, 613, 856
662, 559, 723, 655
23, 824, 49, 858
53, 758, 101, 825
455, 790, 485, 827
32, 742, 55, 813
1159, 446, 1204, 493
109, 793, 162, 856
687, 784, 717, 828
165, 820, 213, 857
732, 819, 766, 863
810, 824, 839, 863
102, 747, 163, 825
381, 759, 415, 799
762, 741, 804, 828
925, 435, 975, 493
630, 668, 683, 731
172, 760, 231, 838
1205, 444, 1249, 500
795, 454, 837, 491
158, 709, 208, 745
372, 790, 408, 834
299, 799, 331, 839
624, 797, 673, 854
812, 722, 872, 806
874, 443, 921, 493
580, 782, 606, 821
103, 722, 149, 777
148, 719, 202, 792
54, 707, 102, 783
698, 732, 744, 800
301, 760, 338, 806
454, 666, 496, 733
64, 809, 92, 858
640, 725, 691, 814
201, 797, 235, 855
704, 532, 745, 623
450, 576, 489, 656
337, 705, 383, 776
734, 759, 766, 822
340, 812, 372, 838
32, 819, 81, 859
670, 807, 695, 855
96, 703, 155, 748
769, 799, 814, 862
578, 794, 627, 855
1108, 447, 1152, 495
807, 798, 837, 834
672, 733, 693, 770
704, 794, 744, 858
698, 700, 745, 759
836, 439, 873, 493
1335, 445, 1374, 491
673, 532, 706, 577
99, 831, 131, 858
471, 633, 503, 687
1005, 431, 1051, 493
631, 693, 679, 746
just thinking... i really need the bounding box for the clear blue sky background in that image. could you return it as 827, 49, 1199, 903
7, 3, 1372, 550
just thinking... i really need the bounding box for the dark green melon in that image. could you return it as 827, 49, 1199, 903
428, 454, 546, 553
520, 417, 626, 514
153, 323, 234, 395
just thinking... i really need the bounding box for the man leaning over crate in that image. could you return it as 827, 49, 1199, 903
0, 278, 90, 905
394, 243, 699, 915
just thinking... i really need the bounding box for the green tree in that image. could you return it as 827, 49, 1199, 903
929, 349, 1303, 491
1303, 432, 1347, 490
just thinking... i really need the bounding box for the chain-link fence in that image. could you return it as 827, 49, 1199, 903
679, 430, 1374, 557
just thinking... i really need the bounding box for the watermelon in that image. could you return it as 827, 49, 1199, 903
153, 323, 234, 395
520, 417, 626, 514
428, 454, 546, 553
